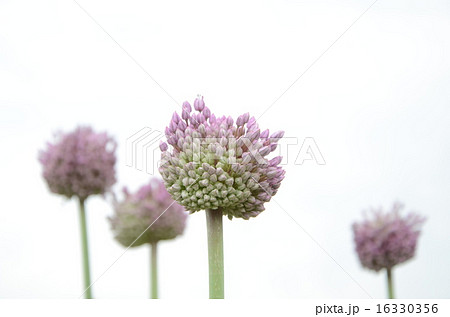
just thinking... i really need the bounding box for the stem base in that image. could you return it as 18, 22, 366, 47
206, 209, 224, 299
151, 242, 158, 299
79, 198, 93, 299
387, 268, 394, 299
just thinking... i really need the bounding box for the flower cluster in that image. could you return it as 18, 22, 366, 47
159, 96, 285, 220
353, 202, 425, 272
109, 179, 187, 247
39, 126, 117, 200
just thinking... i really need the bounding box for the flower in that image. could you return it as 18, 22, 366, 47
109, 178, 187, 247
159, 96, 285, 220
352, 202, 425, 272
39, 126, 117, 200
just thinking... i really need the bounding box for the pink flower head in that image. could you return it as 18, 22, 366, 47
159, 96, 285, 220
353, 202, 425, 272
109, 178, 187, 247
39, 126, 117, 200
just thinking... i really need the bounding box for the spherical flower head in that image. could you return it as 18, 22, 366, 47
352, 202, 425, 272
109, 178, 187, 247
39, 126, 117, 200
159, 96, 286, 220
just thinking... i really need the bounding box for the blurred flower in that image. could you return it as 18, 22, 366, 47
39, 126, 116, 200
110, 178, 187, 247
159, 96, 285, 220
353, 202, 425, 272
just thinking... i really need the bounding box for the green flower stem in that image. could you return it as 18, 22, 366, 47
205, 209, 224, 299
150, 242, 158, 299
78, 198, 93, 299
387, 268, 394, 299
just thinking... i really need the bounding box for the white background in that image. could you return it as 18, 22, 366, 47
1, 0, 450, 299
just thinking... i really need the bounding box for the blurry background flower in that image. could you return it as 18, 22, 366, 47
39, 125, 117, 299
110, 178, 187, 246
353, 202, 425, 298
159, 96, 286, 298
109, 178, 187, 298
39, 126, 116, 200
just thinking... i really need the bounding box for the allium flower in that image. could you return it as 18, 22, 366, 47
109, 179, 187, 299
159, 96, 285, 220
110, 178, 187, 247
39, 126, 117, 299
353, 202, 425, 272
39, 126, 117, 200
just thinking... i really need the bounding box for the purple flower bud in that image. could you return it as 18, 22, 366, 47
270, 130, 284, 141
167, 135, 177, 146
226, 116, 234, 127
203, 107, 211, 119
194, 96, 205, 111
260, 129, 269, 139
182, 109, 190, 121
269, 156, 282, 166
266, 169, 278, 178
259, 145, 271, 157
176, 130, 184, 140
189, 114, 197, 125
159, 141, 168, 152
182, 101, 192, 112
172, 112, 181, 124
246, 129, 260, 142
169, 120, 178, 132
236, 115, 244, 126
242, 112, 250, 123
197, 113, 206, 123
178, 120, 187, 131
247, 116, 256, 128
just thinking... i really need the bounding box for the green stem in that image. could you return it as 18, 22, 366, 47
78, 198, 93, 299
205, 209, 224, 299
150, 242, 158, 299
387, 268, 394, 299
